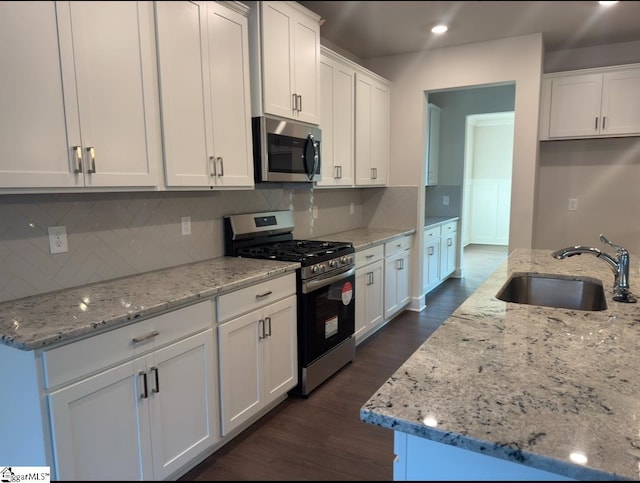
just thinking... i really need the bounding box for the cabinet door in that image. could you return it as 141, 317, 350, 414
148, 329, 219, 480
48, 359, 151, 480
155, 0, 211, 187
355, 266, 369, 342
425, 103, 441, 186
218, 308, 261, 436
601, 68, 640, 136
548, 74, 602, 138
262, 295, 298, 405
318, 54, 355, 187
423, 238, 441, 293
261, 1, 295, 119
291, 8, 320, 124
440, 232, 458, 280
0, 2, 77, 188
366, 260, 385, 332
355, 71, 389, 186
385, 251, 410, 320
64, 1, 160, 187
206, 1, 254, 187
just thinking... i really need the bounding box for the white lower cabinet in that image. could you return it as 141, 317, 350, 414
440, 221, 458, 280
45, 300, 219, 480
354, 245, 385, 344
384, 235, 413, 320
217, 274, 297, 436
423, 226, 441, 294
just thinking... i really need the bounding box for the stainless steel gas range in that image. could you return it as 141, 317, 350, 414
224, 210, 355, 397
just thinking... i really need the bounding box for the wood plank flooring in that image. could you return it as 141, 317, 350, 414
180, 244, 508, 481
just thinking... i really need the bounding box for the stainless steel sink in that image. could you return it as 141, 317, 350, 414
496, 273, 608, 311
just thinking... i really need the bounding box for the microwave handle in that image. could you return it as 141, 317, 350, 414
304, 133, 319, 181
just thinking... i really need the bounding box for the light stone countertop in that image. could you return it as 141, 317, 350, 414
424, 215, 459, 228
361, 248, 640, 481
319, 227, 416, 251
0, 257, 299, 351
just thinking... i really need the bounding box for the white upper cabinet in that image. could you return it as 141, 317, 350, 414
317, 48, 355, 188
355, 69, 390, 186
540, 63, 640, 140
425, 103, 441, 186
248, 1, 321, 124
0, 1, 161, 190
155, 1, 254, 189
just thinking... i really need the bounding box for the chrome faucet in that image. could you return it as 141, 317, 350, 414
551, 234, 637, 303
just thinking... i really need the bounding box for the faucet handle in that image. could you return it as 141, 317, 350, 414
600, 234, 627, 256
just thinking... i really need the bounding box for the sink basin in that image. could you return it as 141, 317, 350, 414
496, 273, 608, 311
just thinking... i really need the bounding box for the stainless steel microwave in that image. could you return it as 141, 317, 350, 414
252, 115, 321, 183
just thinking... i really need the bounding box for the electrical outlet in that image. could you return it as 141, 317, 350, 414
568, 198, 578, 211
312, 206, 318, 219
349, 202, 355, 215
48, 226, 68, 254
181, 216, 191, 235
442, 195, 450, 206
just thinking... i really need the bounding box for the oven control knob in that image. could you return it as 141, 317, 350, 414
329, 260, 337, 268
348, 255, 354, 264
340, 256, 347, 264
312, 265, 319, 274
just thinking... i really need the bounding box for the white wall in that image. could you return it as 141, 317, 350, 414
365, 34, 544, 251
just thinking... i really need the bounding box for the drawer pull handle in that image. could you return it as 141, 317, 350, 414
365, 254, 375, 259
151, 366, 159, 394
140, 371, 148, 399
132, 330, 159, 343
256, 291, 273, 299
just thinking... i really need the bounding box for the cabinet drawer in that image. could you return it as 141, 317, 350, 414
217, 273, 296, 323
424, 226, 440, 239
385, 235, 413, 257
42, 299, 214, 389
355, 244, 384, 266
441, 221, 458, 235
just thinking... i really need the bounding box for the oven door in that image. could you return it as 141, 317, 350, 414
299, 266, 355, 366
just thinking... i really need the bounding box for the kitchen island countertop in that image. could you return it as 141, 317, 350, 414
361, 247, 640, 480
0, 256, 299, 351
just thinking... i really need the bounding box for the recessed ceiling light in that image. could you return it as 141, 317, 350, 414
598, 1, 618, 5
431, 24, 448, 34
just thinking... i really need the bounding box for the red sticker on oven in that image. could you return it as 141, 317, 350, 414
341, 281, 353, 305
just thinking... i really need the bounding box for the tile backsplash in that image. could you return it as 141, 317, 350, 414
0, 188, 344, 302
0, 185, 418, 302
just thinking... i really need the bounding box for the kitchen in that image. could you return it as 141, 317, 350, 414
2, 0, 640, 481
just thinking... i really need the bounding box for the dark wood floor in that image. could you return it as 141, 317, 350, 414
180, 244, 508, 481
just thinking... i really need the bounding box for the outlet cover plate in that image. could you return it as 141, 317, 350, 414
48, 226, 68, 254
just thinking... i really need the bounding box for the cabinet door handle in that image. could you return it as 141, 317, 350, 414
217, 156, 224, 177
259, 319, 265, 339
428, 246, 434, 256
602, 116, 606, 130
72, 146, 83, 173
265, 316, 272, 337
447, 238, 453, 246
595, 117, 598, 130
132, 330, 159, 343
86, 146, 96, 173
297, 94, 302, 112
337, 165, 342, 179
209, 155, 216, 177
292, 93, 298, 112
151, 366, 159, 394
256, 291, 273, 299
140, 371, 148, 399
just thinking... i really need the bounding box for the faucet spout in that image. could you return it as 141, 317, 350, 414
551, 235, 637, 304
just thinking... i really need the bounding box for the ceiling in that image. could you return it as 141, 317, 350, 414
298, 1, 640, 59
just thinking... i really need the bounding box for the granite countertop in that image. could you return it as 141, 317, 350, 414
320, 227, 416, 251
424, 215, 459, 228
0, 257, 299, 351
361, 248, 640, 480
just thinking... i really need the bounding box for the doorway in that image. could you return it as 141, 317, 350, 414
462, 112, 514, 247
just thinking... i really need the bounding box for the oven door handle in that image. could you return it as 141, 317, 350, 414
302, 267, 355, 294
